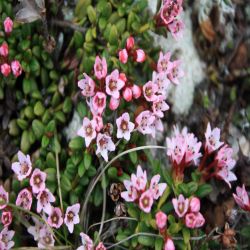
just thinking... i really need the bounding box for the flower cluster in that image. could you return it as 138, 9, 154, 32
233, 185, 250, 211
121, 165, 167, 213
0, 17, 22, 78
77, 233, 106, 250
156, 0, 184, 40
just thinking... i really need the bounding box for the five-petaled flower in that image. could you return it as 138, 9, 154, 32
94, 56, 107, 80
16, 188, 33, 211
30, 168, 47, 194
205, 123, 223, 153
37, 188, 55, 214
64, 203, 80, 233
76, 233, 93, 250
139, 189, 154, 213
78, 73, 96, 97
48, 207, 63, 229
116, 112, 135, 141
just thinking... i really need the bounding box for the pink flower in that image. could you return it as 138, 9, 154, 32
189, 197, 200, 213
153, 95, 169, 118
48, 207, 63, 228
94, 56, 107, 80
109, 97, 120, 110
233, 185, 250, 211
116, 112, 135, 141
105, 69, 125, 98
205, 123, 223, 153
172, 194, 189, 218
0, 186, 8, 210
135, 49, 146, 63
121, 180, 138, 202
136, 110, 155, 135
216, 145, 236, 169
96, 133, 116, 162
38, 226, 55, 248
16, 188, 32, 210
0, 227, 15, 250
1, 63, 11, 77
30, 168, 46, 194
119, 49, 128, 64
0, 43, 8, 57
28, 217, 44, 241
122, 87, 133, 102
139, 189, 154, 213
11, 150, 32, 181
132, 84, 141, 99
93, 115, 103, 132
126, 36, 135, 50
157, 52, 172, 73
164, 237, 175, 250
155, 211, 168, 230
152, 71, 170, 96
37, 188, 55, 214
92, 92, 107, 115
64, 203, 80, 233
77, 117, 97, 147
160, 0, 183, 25
143, 81, 158, 102
3, 17, 13, 34
1, 211, 12, 227
185, 212, 205, 229
77, 233, 93, 250
78, 73, 95, 97
185, 133, 202, 165
167, 60, 184, 85
95, 242, 106, 250
168, 19, 185, 40
216, 164, 237, 188
11, 60, 22, 77
131, 165, 147, 191
150, 174, 167, 200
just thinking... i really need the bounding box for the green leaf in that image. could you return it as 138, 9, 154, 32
69, 137, 84, 150
17, 119, 28, 130
46, 120, 56, 133
138, 236, 154, 247
42, 135, 50, 148
63, 97, 72, 114
182, 227, 190, 244
46, 153, 56, 168
21, 130, 30, 153
127, 204, 140, 219
30, 58, 40, 72
78, 161, 86, 177
241, 225, 250, 238
108, 25, 118, 45
155, 237, 164, 250
84, 151, 92, 169
75, 0, 91, 19
93, 185, 103, 207
87, 5, 96, 24
187, 182, 198, 195
44, 168, 56, 182
195, 184, 213, 198
157, 186, 171, 210
61, 175, 72, 191
168, 222, 182, 234
32, 119, 44, 139
34, 101, 45, 116
129, 151, 137, 164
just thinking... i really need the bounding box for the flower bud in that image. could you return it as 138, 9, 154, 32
126, 36, 134, 50
1, 211, 12, 227
119, 73, 127, 83
164, 238, 175, 250
118, 49, 128, 64
135, 49, 146, 63
93, 115, 103, 132
4, 17, 13, 34
189, 197, 200, 213
0, 42, 9, 57
109, 97, 120, 110
155, 211, 167, 230
122, 87, 132, 102
1, 63, 11, 77
11, 60, 22, 77
132, 84, 141, 99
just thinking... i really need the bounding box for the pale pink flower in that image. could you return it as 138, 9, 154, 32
216, 164, 237, 188
16, 188, 32, 210
11, 150, 32, 181
205, 123, 223, 153
38, 226, 55, 248
0, 186, 8, 210
0, 227, 15, 250
216, 145, 236, 169
116, 112, 135, 141
121, 180, 138, 202
96, 133, 116, 162
3, 17, 13, 34
168, 19, 185, 40
189, 197, 200, 213
64, 203, 80, 233
119, 49, 128, 64
126, 36, 135, 50
136, 110, 155, 135
135, 49, 146, 63
27, 217, 44, 241
92, 92, 107, 115
131, 165, 147, 191
164, 237, 175, 250
109, 97, 120, 110
153, 95, 169, 118
0, 43, 8, 57
150, 116, 164, 138
95, 242, 106, 250
76, 233, 93, 250
132, 84, 141, 99
30, 168, 46, 194
93, 115, 103, 132
48, 207, 63, 229
78, 73, 95, 97
152, 71, 171, 96
157, 51, 172, 73
1, 211, 12, 227
1, 63, 11, 77
94, 56, 107, 80
143, 81, 158, 102
185, 212, 205, 229
172, 194, 189, 218
37, 188, 55, 214
122, 87, 133, 102
11, 60, 22, 77
167, 60, 184, 85
150, 174, 167, 200
233, 185, 250, 211
139, 189, 154, 213
155, 211, 167, 230
185, 133, 202, 165
77, 117, 97, 147
105, 69, 125, 99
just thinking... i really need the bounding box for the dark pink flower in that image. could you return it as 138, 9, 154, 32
1, 211, 12, 227
189, 197, 200, 213
94, 56, 107, 80
37, 188, 55, 214
11, 60, 22, 77
48, 207, 63, 228
1, 63, 11, 77
155, 211, 167, 230
3, 17, 13, 34
126, 36, 135, 51
122, 87, 133, 102
0, 43, 8, 57
30, 168, 46, 194
78, 73, 95, 97
139, 189, 154, 213
119, 49, 128, 64
0, 186, 8, 210
16, 188, 32, 210
64, 203, 80, 233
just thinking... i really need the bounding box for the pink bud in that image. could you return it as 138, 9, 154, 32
135, 49, 146, 63
93, 115, 103, 132
1, 63, 11, 77
155, 211, 167, 230
1, 211, 12, 227
189, 197, 200, 213
109, 97, 120, 110
118, 49, 128, 64
11, 60, 22, 77
0, 42, 9, 57
126, 36, 135, 50
132, 84, 141, 99
119, 73, 127, 83
4, 17, 13, 34
164, 238, 175, 250
122, 87, 132, 102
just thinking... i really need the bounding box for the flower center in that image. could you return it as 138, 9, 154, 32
67, 211, 74, 222
120, 120, 128, 132
20, 162, 29, 175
